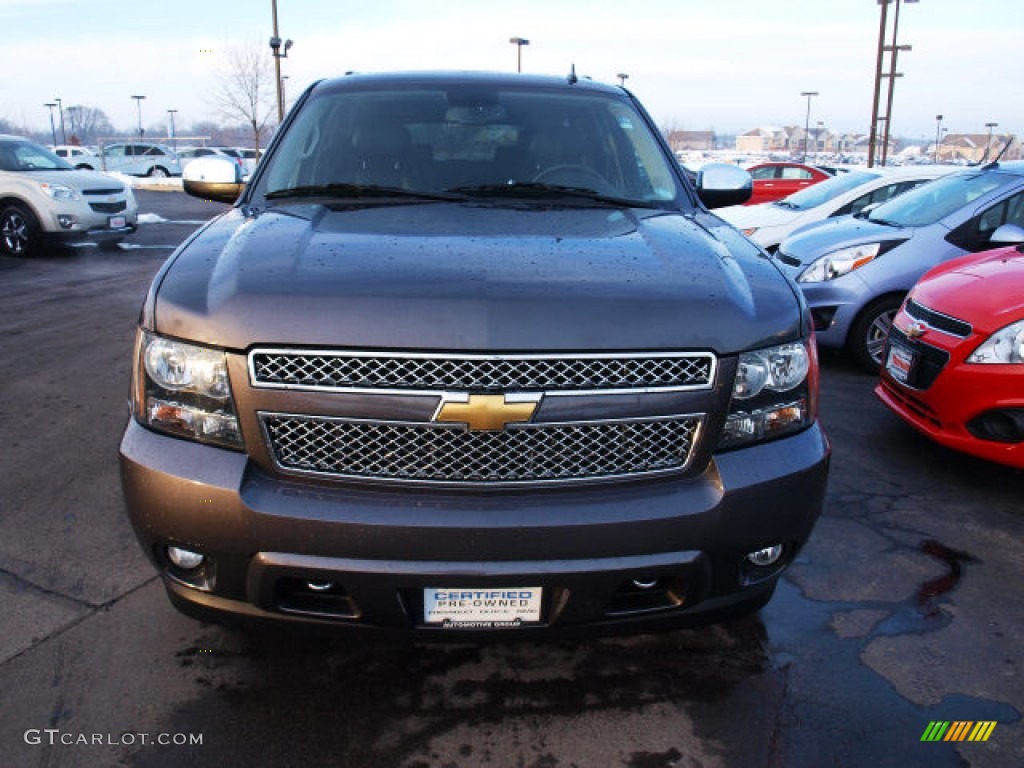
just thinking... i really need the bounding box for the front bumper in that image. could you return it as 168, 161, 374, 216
120, 420, 830, 637
876, 328, 1024, 468
38, 196, 138, 243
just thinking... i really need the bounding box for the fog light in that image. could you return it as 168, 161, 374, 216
306, 581, 335, 592
746, 545, 784, 567
57, 214, 75, 229
167, 546, 205, 570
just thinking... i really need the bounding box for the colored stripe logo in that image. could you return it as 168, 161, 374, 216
921, 721, 997, 742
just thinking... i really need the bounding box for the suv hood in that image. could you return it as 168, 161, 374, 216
12, 168, 128, 190
152, 203, 802, 353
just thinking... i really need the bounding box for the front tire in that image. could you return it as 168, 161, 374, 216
149, 166, 169, 178
0, 203, 41, 258
848, 295, 904, 373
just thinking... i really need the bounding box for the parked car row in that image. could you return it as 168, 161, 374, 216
774, 161, 1024, 372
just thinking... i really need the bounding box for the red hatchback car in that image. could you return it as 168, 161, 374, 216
876, 243, 1024, 468
745, 162, 832, 205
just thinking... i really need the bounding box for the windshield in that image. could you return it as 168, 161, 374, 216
778, 170, 878, 210
257, 84, 682, 207
0, 139, 73, 172
866, 170, 1016, 227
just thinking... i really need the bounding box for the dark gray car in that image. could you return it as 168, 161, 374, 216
120, 72, 829, 637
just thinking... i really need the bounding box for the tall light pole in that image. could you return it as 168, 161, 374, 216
800, 91, 818, 162
985, 121, 998, 160
868, 0, 918, 167
44, 103, 58, 146
131, 95, 146, 138
617, 72, 629, 87
509, 37, 529, 73
54, 96, 67, 144
167, 109, 178, 148
933, 114, 943, 162
270, 0, 293, 123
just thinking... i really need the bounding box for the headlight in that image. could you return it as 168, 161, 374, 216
719, 339, 818, 451
797, 241, 903, 283
732, 342, 810, 400
39, 182, 80, 202
967, 319, 1024, 364
133, 331, 243, 449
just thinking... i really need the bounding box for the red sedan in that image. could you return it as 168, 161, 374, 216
876, 243, 1024, 468
745, 162, 832, 205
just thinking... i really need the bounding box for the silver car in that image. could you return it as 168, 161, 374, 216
0, 135, 137, 256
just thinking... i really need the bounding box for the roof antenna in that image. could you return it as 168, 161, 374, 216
567, 64, 578, 85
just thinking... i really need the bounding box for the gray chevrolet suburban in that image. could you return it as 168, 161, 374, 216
119, 71, 830, 637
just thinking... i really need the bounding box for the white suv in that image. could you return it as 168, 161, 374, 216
0, 135, 137, 257
53, 145, 100, 170
97, 142, 182, 177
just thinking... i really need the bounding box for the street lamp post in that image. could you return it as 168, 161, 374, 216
167, 109, 178, 148
44, 103, 58, 146
934, 114, 943, 163
270, 0, 293, 124
509, 37, 530, 73
800, 91, 818, 162
617, 73, 629, 87
985, 121, 998, 160
131, 95, 146, 138
54, 97, 67, 144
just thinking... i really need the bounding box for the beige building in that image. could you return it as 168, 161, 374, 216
935, 133, 1020, 163
666, 130, 715, 153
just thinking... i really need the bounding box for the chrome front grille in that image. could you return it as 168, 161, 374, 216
249, 350, 715, 393
261, 413, 703, 486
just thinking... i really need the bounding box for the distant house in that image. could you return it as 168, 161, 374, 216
937, 133, 1019, 163
735, 126, 792, 154
667, 130, 715, 153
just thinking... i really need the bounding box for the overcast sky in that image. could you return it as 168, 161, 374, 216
3, 0, 1021, 141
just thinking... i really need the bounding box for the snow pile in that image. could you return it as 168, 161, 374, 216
102, 170, 184, 191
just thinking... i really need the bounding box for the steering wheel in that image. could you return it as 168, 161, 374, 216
532, 164, 612, 192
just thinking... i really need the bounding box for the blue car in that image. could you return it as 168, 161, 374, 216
775, 160, 1024, 371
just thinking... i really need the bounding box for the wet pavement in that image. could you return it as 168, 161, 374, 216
0, 190, 1020, 767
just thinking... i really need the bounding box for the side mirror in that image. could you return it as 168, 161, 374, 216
695, 163, 752, 209
989, 223, 1024, 245
182, 157, 244, 204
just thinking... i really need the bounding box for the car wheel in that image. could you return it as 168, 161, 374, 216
848, 295, 904, 373
0, 203, 41, 258
149, 166, 169, 178
76, 163, 94, 170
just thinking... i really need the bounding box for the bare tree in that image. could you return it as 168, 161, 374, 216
208, 39, 275, 152
63, 106, 114, 145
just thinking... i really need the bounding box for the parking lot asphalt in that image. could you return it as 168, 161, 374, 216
0, 190, 1021, 767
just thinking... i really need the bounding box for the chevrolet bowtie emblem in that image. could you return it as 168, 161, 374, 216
905, 320, 928, 339
435, 394, 540, 431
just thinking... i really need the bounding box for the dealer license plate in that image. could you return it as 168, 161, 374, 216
423, 587, 542, 628
886, 343, 915, 385
109, 215, 127, 229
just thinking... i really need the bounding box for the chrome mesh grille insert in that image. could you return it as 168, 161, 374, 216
250, 350, 714, 393
261, 413, 702, 485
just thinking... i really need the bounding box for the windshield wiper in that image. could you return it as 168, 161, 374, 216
446, 182, 653, 207
265, 183, 465, 202
867, 216, 900, 227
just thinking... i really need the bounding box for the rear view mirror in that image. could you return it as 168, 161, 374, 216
989, 223, 1024, 245
183, 157, 244, 204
